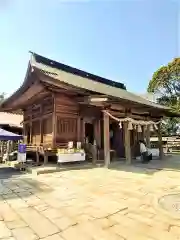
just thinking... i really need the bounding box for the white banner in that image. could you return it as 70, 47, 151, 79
17, 153, 26, 163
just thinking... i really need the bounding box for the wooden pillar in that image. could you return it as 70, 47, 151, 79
6, 141, 10, 162
52, 114, 57, 148
52, 95, 56, 148
142, 125, 145, 140
40, 120, 43, 144
30, 122, 33, 144
94, 119, 101, 161
22, 122, 25, 143
44, 151, 48, 165
30, 108, 33, 144
124, 122, 131, 164
103, 111, 110, 167
98, 119, 101, 148
158, 123, 163, 159
0, 141, 3, 161
40, 104, 43, 145
145, 125, 151, 148
81, 118, 85, 143
94, 119, 101, 148
36, 147, 39, 164
134, 128, 138, 143
91, 145, 97, 165
77, 116, 81, 142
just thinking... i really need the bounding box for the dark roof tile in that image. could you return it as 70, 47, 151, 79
32, 52, 127, 90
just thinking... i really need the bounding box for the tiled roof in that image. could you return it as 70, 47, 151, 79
31, 53, 170, 111
31, 52, 127, 90
140, 93, 159, 103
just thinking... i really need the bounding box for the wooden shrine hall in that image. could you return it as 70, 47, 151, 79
0, 52, 177, 166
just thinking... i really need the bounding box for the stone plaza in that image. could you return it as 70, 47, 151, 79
1, 156, 180, 239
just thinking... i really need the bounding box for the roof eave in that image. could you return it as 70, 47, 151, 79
34, 66, 170, 112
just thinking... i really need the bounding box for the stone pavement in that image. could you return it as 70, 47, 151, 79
1, 156, 180, 239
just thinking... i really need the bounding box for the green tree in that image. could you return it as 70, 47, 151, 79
147, 58, 180, 135
0, 93, 5, 103
161, 118, 179, 136
0, 93, 5, 102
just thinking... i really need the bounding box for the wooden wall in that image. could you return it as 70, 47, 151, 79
22, 88, 161, 151
23, 94, 54, 147
23, 91, 90, 148
42, 116, 52, 146
54, 93, 79, 147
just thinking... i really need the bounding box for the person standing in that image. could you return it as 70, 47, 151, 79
139, 140, 152, 163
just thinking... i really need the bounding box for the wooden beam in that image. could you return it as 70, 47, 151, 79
23, 113, 53, 124
103, 111, 110, 167
109, 110, 125, 118
44, 86, 78, 96
110, 103, 125, 111
131, 108, 150, 115
124, 122, 131, 164
80, 102, 105, 109
4, 91, 50, 112
10, 81, 45, 108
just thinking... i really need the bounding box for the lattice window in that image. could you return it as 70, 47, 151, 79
57, 117, 77, 135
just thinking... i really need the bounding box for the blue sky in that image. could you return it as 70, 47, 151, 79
0, 0, 179, 96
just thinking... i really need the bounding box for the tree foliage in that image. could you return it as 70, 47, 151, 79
0, 92, 5, 103
161, 118, 179, 136
148, 58, 180, 97
147, 58, 180, 135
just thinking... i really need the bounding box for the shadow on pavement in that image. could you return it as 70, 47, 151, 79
0, 166, 25, 179
109, 155, 180, 175
109, 163, 160, 175
0, 165, 53, 201
133, 155, 180, 172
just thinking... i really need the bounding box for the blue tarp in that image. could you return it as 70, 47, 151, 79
0, 128, 23, 141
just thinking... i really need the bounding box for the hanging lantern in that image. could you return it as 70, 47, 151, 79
128, 121, 133, 130
137, 124, 142, 132
119, 121, 122, 128
150, 124, 154, 132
